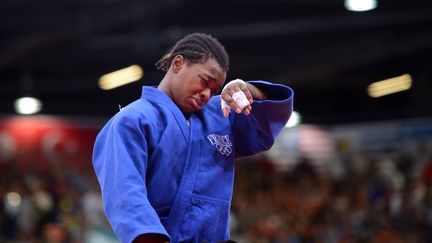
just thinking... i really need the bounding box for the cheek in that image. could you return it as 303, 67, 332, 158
174, 85, 190, 105
182, 81, 200, 95
191, 79, 205, 93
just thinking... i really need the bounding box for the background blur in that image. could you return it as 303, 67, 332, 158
1, 0, 432, 242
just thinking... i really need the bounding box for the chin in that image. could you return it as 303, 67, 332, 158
182, 106, 195, 114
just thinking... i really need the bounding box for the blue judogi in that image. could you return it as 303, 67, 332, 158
92, 81, 293, 243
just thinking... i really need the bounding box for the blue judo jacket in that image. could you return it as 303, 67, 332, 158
92, 81, 293, 243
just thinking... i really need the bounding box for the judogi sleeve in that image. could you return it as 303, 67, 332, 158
92, 112, 170, 243
230, 80, 294, 158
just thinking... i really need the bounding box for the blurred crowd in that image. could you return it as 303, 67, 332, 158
1, 140, 432, 243
0, 162, 115, 243
230, 141, 432, 243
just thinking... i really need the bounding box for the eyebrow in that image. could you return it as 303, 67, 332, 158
201, 74, 222, 92
202, 73, 216, 81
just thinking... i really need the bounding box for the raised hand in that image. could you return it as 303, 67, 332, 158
220, 79, 253, 118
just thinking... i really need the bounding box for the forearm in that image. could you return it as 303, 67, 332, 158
93, 114, 170, 242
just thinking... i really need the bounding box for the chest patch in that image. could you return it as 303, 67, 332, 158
206, 134, 232, 156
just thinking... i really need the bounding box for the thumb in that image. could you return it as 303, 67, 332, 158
221, 99, 230, 118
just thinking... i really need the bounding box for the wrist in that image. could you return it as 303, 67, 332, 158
246, 82, 267, 100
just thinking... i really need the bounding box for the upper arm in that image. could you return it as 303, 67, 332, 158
93, 111, 170, 242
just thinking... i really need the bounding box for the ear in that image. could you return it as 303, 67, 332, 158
171, 55, 185, 73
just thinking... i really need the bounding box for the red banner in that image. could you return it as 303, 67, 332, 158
0, 116, 104, 172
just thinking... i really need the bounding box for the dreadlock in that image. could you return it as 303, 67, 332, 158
155, 33, 229, 72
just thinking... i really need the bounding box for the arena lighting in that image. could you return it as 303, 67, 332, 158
14, 97, 42, 115
368, 74, 412, 98
344, 0, 377, 12
99, 65, 143, 90
6, 192, 22, 207
286, 111, 301, 128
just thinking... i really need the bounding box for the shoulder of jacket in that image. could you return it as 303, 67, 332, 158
112, 100, 157, 125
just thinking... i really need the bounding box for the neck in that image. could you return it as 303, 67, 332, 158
157, 75, 172, 99
157, 74, 189, 118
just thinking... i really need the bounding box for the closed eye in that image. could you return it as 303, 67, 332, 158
200, 76, 220, 96
200, 76, 209, 86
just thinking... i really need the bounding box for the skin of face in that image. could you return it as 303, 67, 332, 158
167, 55, 227, 114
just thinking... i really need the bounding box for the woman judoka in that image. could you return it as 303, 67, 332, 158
93, 33, 294, 243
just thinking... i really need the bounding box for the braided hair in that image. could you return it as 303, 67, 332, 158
155, 33, 229, 72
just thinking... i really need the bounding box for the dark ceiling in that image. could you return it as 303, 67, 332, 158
1, 0, 432, 125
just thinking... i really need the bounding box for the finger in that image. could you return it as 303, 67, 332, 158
223, 79, 245, 95
241, 104, 252, 116
243, 107, 251, 116
223, 107, 230, 118
232, 91, 250, 112
221, 99, 231, 118
223, 95, 241, 113
240, 84, 254, 104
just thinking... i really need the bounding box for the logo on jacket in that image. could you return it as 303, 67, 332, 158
207, 134, 232, 156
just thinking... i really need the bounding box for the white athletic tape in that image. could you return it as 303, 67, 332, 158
232, 91, 250, 110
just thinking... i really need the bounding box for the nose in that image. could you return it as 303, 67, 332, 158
200, 88, 211, 104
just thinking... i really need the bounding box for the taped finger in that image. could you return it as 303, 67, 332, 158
232, 91, 250, 111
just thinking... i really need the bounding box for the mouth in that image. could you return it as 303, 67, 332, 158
191, 98, 203, 110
